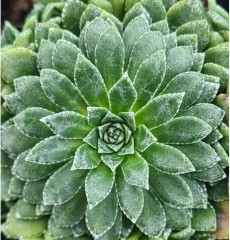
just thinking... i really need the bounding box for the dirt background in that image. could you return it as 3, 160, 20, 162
1, 0, 229, 30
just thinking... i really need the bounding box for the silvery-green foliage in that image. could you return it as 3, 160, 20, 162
1, 0, 229, 240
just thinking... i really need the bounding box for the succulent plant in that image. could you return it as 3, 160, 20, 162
1, 0, 229, 240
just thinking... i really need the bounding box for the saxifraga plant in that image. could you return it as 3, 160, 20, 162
1, 0, 229, 240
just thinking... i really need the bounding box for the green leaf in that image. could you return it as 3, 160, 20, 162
52, 40, 81, 81
212, 142, 229, 169
74, 54, 109, 109
128, 31, 165, 80
53, 187, 87, 227
87, 107, 108, 127
101, 154, 124, 171
43, 160, 88, 205
2, 125, 39, 155
13, 150, 62, 181
181, 177, 207, 208
118, 137, 135, 156
1, 167, 14, 201
149, 168, 193, 208
72, 219, 89, 237
167, 0, 204, 30
40, 69, 87, 115
191, 164, 226, 183
207, 178, 229, 202
170, 227, 195, 239
177, 20, 210, 51
4, 92, 26, 115
9, 176, 25, 197
123, 15, 150, 67
98, 139, 114, 154
23, 179, 47, 204
72, 144, 101, 170
1, 47, 38, 84
157, 46, 194, 93
48, 217, 72, 239
14, 76, 61, 112
25, 136, 82, 165
13, 107, 54, 139
163, 32, 177, 51
121, 152, 149, 189
116, 169, 144, 223
136, 190, 166, 237
15, 199, 37, 220
1, 21, 19, 46
97, 208, 122, 240
83, 128, 98, 149
132, 50, 166, 110
163, 204, 190, 230
173, 142, 220, 172
151, 116, 212, 144
141, 143, 195, 174
177, 103, 224, 130
38, 40, 55, 70
41, 111, 92, 139
85, 163, 115, 209
109, 73, 137, 114
135, 93, 184, 129
86, 185, 118, 238
161, 72, 204, 109
192, 204, 216, 231
119, 112, 136, 132
101, 111, 124, 124
204, 129, 223, 145
150, 20, 170, 35
134, 125, 157, 152
95, 26, 124, 90
120, 215, 134, 239
191, 53, 205, 72
177, 34, 198, 52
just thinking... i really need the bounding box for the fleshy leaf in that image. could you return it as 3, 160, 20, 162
117, 138, 135, 155
134, 125, 157, 152
207, 178, 229, 202
87, 107, 108, 127
83, 128, 98, 149
136, 190, 166, 237
38, 39, 55, 69
43, 160, 88, 205
9, 176, 25, 197
101, 153, 124, 171
52, 40, 81, 81
53, 187, 87, 227
191, 52, 205, 72
98, 139, 114, 154
177, 103, 225, 130
86, 185, 118, 238
119, 112, 136, 132
151, 116, 212, 144
95, 26, 124, 89
48, 217, 72, 239
120, 215, 134, 239
121, 152, 149, 189
41, 111, 92, 139
204, 128, 223, 145
25, 136, 82, 165
72, 144, 101, 170
116, 169, 144, 223
192, 204, 217, 231
109, 73, 137, 114
135, 93, 184, 129
141, 143, 195, 174
101, 111, 124, 124
15, 199, 37, 220
150, 20, 170, 35
123, 14, 150, 66
128, 31, 166, 80
3, 92, 26, 115
173, 142, 220, 172
1, 167, 14, 201
85, 163, 115, 209
72, 218, 89, 238
13, 107, 54, 139
132, 50, 166, 110
149, 168, 193, 208
163, 32, 177, 51
40, 69, 87, 115
74, 54, 109, 109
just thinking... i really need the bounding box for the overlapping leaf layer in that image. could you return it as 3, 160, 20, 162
1, 0, 229, 240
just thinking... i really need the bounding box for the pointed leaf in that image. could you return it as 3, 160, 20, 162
101, 154, 124, 171
141, 143, 195, 174
116, 169, 144, 223
85, 163, 115, 209
1, 167, 14, 201
83, 128, 98, 149
118, 138, 135, 156
151, 116, 212, 144
133, 50, 166, 110
15, 199, 37, 220
149, 168, 193, 208
38, 39, 55, 70
128, 31, 166, 80
40, 69, 87, 115
120, 215, 134, 239
48, 217, 72, 239
134, 125, 157, 152
87, 107, 108, 127
72, 219, 89, 237
25, 136, 82, 165
101, 111, 124, 124
53, 40, 81, 81
163, 32, 177, 51
121, 152, 149, 189
13, 107, 54, 139
43, 160, 88, 205
191, 52, 205, 72
109, 73, 137, 114
9, 176, 25, 197
177, 103, 225, 129
207, 178, 229, 202
173, 142, 220, 172
53, 187, 87, 227
41, 111, 92, 139
135, 93, 184, 129
136, 190, 166, 237
119, 112, 136, 132
4, 92, 26, 115
74, 54, 109, 108
123, 15, 150, 66
95, 26, 124, 90
98, 139, 114, 154
86, 185, 118, 238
